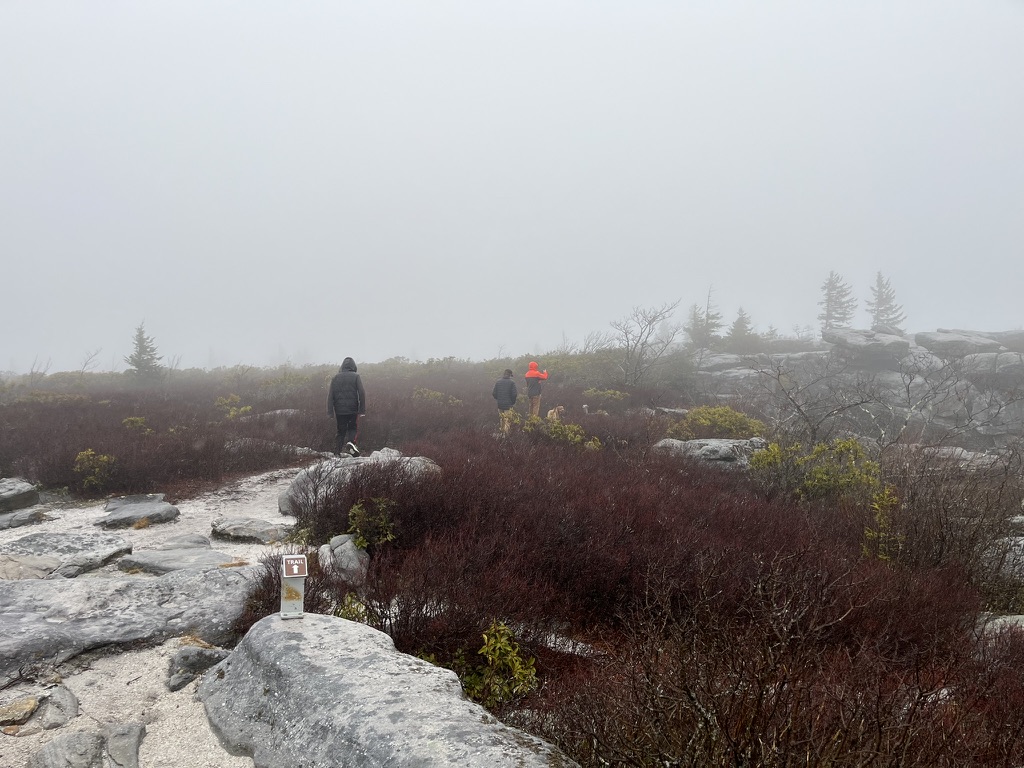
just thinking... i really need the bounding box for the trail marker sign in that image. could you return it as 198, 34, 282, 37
280, 554, 308, 619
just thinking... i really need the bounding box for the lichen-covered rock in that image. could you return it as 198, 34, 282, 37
200, 614, 577, 767
653, 437, 768, 467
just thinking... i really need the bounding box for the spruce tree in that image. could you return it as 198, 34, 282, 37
724, 308, 759, 353
124, 322, 163, 377
866, 271, 907, 333
817, 271, 857, 332
684, 289, 724, 349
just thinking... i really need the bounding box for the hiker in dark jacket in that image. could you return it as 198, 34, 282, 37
328, 357, 366, 456
492, 368, 518, 435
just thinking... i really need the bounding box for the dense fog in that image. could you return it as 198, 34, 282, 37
2, 1, 1022, 373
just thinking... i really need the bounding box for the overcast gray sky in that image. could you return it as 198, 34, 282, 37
2, 1, 1022, 373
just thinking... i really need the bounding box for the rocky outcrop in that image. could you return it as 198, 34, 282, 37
914, 331, 1005, 357
942, 329, 1024, 353
0, 531, 132, 578
822, 327, 911, 362
94, 495, 180, 529
0, 506, 46, 531
318, 533, 369, 585
0, 566, 255, 687
167, 645, 230, 692
693, 327, 1024, 451
0, 478, 40, 513
211, 516, 293, 544
25, 724, 145, 768
199, 614, 577, 768
0, 555, 62, 580
116, 534, 239, 574
280, 448, 441, 515
653, 437, 768, 467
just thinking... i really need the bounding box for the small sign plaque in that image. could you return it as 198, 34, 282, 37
282, 554, 308, 578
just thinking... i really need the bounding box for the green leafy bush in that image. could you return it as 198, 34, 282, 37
347, 498, 397, 550
750, 437, 880, 504
73, 448, 116, 493
456, 620, 538, 709
122, 416, 154, 435
666, 405, 765, 441
581, 388, 629, 406
215, 393, 252, 420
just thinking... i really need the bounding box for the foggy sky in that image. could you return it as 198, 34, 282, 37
2, 1, 1022, 374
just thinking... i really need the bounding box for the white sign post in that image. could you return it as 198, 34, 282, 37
280, 554, 308, 619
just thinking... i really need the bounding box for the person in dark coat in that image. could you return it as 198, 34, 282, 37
492, 368, 518, 435
328, 357, 366, 456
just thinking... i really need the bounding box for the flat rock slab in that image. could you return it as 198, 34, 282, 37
199, 613, 577, 768
0, 566, 256, 688
93, 500, 180, 529
0, 478, 40, 513
0, 554, 63, 580
822, 328, 911, 358
0, 507, 46, 531
25, 724, 145, 768
0, 531, 132, 578
211, 516, 293, 544
915, 331, 1005, 357
118, 547, 240, 575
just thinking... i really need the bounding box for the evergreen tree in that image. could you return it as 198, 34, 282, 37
124, 322, 162, 377
684, 288, 724, 349
817, 271, 857, 332
866, 271, 907, 332
723, 308, 760, 353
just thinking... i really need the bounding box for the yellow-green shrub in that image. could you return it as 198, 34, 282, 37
122, 416, 154, 435
347, 498, 397, 550
667, 405, 765, 441
863, 485, 902, 561
412, 387, 463, 407
582, 387, 629, 406
73, 448, 116, 492
215, 394, 252, 420
750, 437, 879, 504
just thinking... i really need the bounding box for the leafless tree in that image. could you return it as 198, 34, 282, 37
79, 348, 102, 376
609, 300, 683, 387
27, 357, 50, 387
750, 353, 877, 444
581, 330, 614, 355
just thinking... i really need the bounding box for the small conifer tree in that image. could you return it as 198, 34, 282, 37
723, 308, 760, 353
124, 322, 163, 378
684, 288, 724, 349
866, 271, 907, 332
817, 271, 857, 332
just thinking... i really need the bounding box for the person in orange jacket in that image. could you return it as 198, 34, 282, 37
524, 361, 549, 419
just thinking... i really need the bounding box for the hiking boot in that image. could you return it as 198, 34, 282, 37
345, 442, 360, 457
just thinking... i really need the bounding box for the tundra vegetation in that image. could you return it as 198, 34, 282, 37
3, 343, 1024, 767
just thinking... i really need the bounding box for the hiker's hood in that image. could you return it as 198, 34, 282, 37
341, 357, 357, 372
528, 361, 539, 371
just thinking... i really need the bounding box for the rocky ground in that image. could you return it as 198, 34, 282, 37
0, 468, 301, 768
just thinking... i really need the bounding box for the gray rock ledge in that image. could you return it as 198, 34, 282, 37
199, 613, 577, 767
